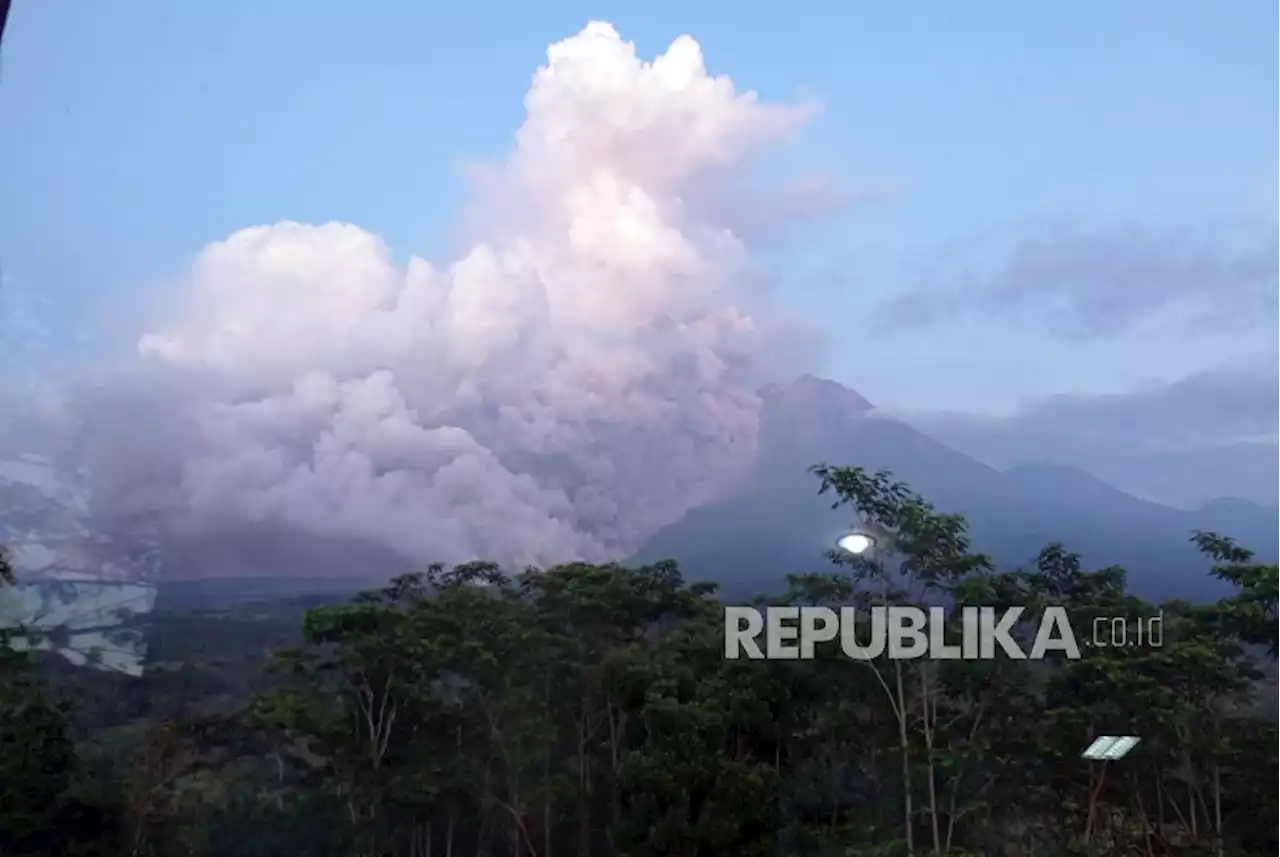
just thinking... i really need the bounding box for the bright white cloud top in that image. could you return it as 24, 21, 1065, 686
10, 23, 822, 574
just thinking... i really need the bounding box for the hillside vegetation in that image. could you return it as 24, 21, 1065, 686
2, 466, 1276, 857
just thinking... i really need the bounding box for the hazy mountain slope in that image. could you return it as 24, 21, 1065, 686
1111, 441, 1277, 509
904, 413, 1278, 509
7, 376, 1272, 607
633, 376, 1278, 601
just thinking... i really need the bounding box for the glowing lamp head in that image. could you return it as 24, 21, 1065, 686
836, 533, 875, 555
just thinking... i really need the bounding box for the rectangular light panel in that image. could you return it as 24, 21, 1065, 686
1081, 735, 1141, 761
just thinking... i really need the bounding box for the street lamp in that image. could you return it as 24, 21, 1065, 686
835, 532, 876, 556
835, 514, 894, 559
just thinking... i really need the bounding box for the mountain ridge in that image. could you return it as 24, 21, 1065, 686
633, 375, 1277, 601
3, 375, 1272, 606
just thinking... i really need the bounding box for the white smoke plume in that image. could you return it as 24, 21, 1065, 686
9, 22, 825, 578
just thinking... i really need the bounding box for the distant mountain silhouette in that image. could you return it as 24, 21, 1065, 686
632, 376, 1278, 601
14, 376, 1270, 608
911, 412, 1278, 509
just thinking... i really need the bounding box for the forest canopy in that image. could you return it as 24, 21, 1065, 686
1, 465, 1276, 857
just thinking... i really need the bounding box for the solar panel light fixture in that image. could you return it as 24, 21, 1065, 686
1081, 735, 1141, 761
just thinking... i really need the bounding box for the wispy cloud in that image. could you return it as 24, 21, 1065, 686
875, 217, 1278, 339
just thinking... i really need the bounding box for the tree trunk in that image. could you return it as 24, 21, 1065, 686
1154, 764, 1167, 833
1084, 761, 1107, 845
1211, 759, 1223, 857
543, 677, 554, 857
605, 701, 624, 842
894, 659, 915, 856
509, 778, 522, 857
1185, 753, 1198, 838
918, 665, 942, 855
1133, 775, 1155, 857
577, 715, 591, 857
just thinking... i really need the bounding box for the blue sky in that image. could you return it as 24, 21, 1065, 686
1, 0, 1275, 412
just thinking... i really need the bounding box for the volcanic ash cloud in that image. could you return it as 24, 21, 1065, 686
61, 22, 821, 571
